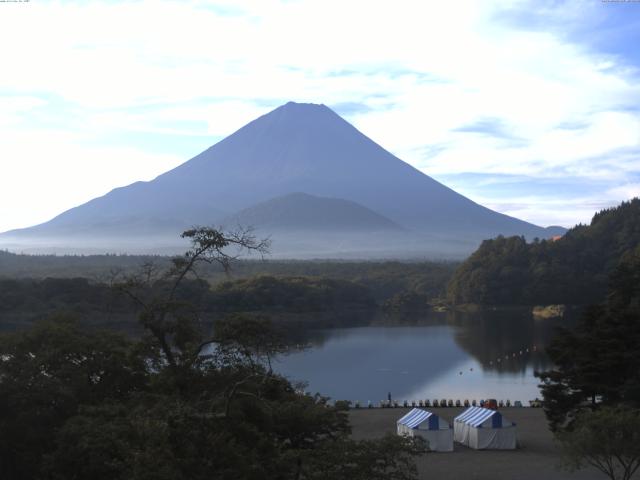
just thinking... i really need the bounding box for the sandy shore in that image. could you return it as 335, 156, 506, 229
349, 407, 610, 480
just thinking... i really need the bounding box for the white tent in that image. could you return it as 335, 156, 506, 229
454, 406, 517, 450
396, 408, 453, 452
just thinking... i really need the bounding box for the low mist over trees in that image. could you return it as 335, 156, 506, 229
447, 199, 640, 306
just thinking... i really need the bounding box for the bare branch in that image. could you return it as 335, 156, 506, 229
112, 225, 271, 373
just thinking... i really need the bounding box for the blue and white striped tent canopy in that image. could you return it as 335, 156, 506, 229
397, 408, 454, 451
454, 406, 512, 428
454, 406, 516, 449
397, 408, 441, 430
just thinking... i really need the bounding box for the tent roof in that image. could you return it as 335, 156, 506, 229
397, 408, 435, 429
455, 406, 505, 428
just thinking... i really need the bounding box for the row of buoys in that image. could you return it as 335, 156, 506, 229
487, 345, 538, 367
351, 398, 523, 409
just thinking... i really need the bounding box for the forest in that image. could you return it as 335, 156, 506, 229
446, 199, 640, 306
0, 275, 378, 332
0, 251, 456, 302
0, 252, 456, 331
0, 228, 427, 480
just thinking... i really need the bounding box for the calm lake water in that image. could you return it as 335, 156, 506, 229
0, 306, 572, 405
274, 310, 573, 405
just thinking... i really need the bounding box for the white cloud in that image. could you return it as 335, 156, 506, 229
0, 0, 639, 231
460, 193, 614, 229
0, 128, 183, 231
606, 183, 640, 202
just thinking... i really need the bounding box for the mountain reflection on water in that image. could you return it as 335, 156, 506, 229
274, 309, 576, 404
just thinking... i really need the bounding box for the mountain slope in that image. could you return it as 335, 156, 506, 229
1, 101, 565, 257
222, 193, 402, 232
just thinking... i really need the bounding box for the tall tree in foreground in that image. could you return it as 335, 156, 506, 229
536, 246, 640, 479
559, 407, 640, 480
0, 227, 426, 480
115, 226, 271, 371
536, 246, 640, 431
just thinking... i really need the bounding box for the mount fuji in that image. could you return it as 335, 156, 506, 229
1, 102, 564, 258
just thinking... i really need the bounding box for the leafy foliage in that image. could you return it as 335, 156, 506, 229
0, 250, 457, 306
208, 275, 375, 312
0, 275, 376, 332
301, 434, 426, 480
382, 291, 431, 312
447, 199, 640, 305
0, 316, 146, 479
0, 227, 426, 480
558, 407, 640, 480
0, 261, 454, 332
536, 246, 640, 431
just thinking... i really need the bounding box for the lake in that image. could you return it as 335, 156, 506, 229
274, 309, 573, 405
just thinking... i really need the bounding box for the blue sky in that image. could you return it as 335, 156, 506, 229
0, 0, 639, 232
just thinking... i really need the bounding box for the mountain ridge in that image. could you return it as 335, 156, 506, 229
221, 192, 403, 232
1, 101, 566, 257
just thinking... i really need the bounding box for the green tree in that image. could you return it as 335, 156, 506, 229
447, 198, 640, 306
1, 227, 426, 480
115, 226, 271, 373
558, 407, 640, 480
0, 316, 146, 480
301, 434, 427, 480
536, 247, 640, 431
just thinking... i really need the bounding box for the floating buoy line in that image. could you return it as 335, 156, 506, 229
338, 344, 546, 409
303, 344, 547, 410
344, 398, 541, 409
486, 344, 539, 369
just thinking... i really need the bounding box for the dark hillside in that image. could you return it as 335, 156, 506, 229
446, 198, 640, 305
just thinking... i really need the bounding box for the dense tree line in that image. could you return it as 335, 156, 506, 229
0, 277, 128, 314
537, 245, 640, 430
535, 245, 640, 480
0, 259, 459, 330
208, 276, 375, 312
447, 199, 640, 305
382, 292, 432, 312
0, 251, 457, 304
0, 250, 163, 279
0, 275, 375, 331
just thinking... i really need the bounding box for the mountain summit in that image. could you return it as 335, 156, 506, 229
1, 101, 564, 257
